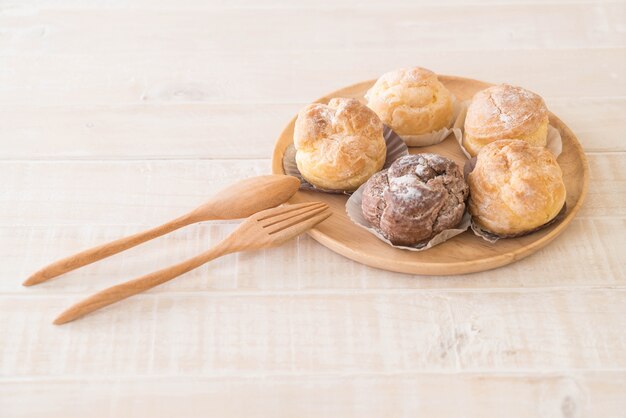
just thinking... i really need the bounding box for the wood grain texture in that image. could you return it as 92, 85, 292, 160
1, 4, 623, 54
0, 103, 298, 159
1, 218, 624, 296
2, 372, 625, 418
2, 0, 621, 11
1, 49, 624, 106
3, 290, 626, 376
0, 156, 621, 227
0, 157, 623, 290
3, 0, 626, 415
0, 97, 624, 160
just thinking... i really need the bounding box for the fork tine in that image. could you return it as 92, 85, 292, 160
263, 204, 329, 235
267, 210, 331, 242
256, 201, 324, 221
260, 202, 326, 227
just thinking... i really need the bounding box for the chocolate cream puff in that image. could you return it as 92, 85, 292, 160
294, 98, 387, 192
467, 139, 566, 236
365, 67, 453, 143
463, 84, 549, 157
361, 154, 468, 246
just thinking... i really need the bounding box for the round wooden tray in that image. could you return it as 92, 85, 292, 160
271, 76, 589, 275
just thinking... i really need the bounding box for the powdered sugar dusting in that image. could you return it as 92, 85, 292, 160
395, 186, 424, 201
488, 85, 543, 128
414, 163, 431, 177
391, 174, 417, 186
390, 175, 424, 201
499, 112, 514, 124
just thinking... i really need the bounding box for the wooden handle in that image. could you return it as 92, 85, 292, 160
24, 214, 196, 286
53, 242, 231, 324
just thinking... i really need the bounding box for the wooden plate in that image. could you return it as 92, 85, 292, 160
271, 76, 589, 275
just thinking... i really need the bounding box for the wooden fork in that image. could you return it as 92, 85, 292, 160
53, 202, 330, 324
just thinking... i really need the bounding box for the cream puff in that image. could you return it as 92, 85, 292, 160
467, 139, 566, 236
294, 98, 386, 191
361, 154, 468, 246
463, 84, 549, 157
365, 67, 453, 142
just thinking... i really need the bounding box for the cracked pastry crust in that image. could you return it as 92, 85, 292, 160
294, 98, 386, 191
463, 84, 549, 157
467, 139, 566, 236
361, 154, 468, 246
365, 67, 453, 140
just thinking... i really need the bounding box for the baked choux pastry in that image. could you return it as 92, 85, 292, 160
294, 98, 386, 192
467, 139, 566, 236
463, 84, 549, 157
365, 67, 453, 141
361, 154, 468, 246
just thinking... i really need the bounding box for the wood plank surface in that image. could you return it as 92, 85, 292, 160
2, 0, 625, 415
1, 4, 624, 54
2, 290, 626, 376
1, 49, 624, 106
1, 154, 622, 225
2, 0, 622, 10
2, 373, 624, 418
1, 155, 623, 293
0, 218, 622, 293
0, 97, 624, 160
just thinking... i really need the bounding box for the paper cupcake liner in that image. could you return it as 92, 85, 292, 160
454, 101, 563, 158
462, 156, 478, 179
463, 158, 567, 243
345, 180, 471, 251
399, 97, 464, 147
469, 204, 568, 243
282, 125, 409, 195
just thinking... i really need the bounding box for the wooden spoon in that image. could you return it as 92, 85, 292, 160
23, 175, 300, 286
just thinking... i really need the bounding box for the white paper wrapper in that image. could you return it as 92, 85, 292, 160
469, 204, 567, 243
345, 180, 471, 251
454, 101, 563, 158
400, 97, 464, 147
282, 125, 409, 195
545, 125, 563, 157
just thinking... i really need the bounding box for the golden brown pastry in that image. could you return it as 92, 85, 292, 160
463, 84, 549, 157
365, 67, 453, 142
294, 98, 386, 191
362, 154, 468, 246
467, 140, 566, 236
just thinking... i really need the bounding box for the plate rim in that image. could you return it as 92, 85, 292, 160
270, 75, 590, 275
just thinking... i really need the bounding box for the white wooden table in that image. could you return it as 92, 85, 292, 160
1, 1, 625, 416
